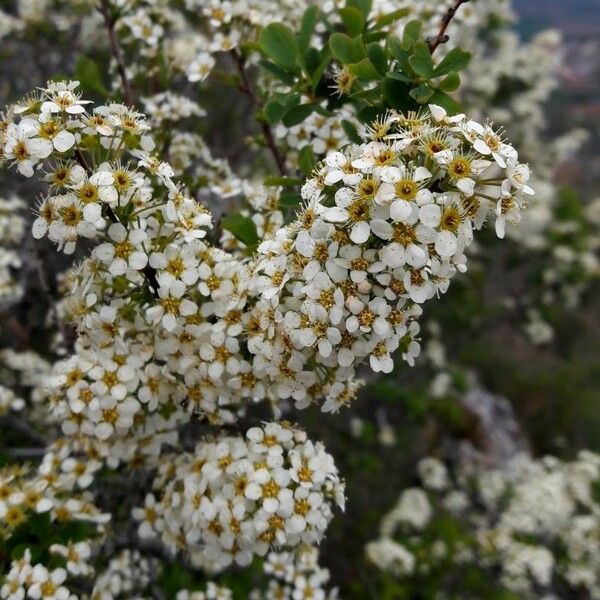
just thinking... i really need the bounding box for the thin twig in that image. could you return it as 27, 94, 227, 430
98, 0, 135, 106
230, 49, 289, 176
8, 447, 48, 458
74, 148, 91, 173
427, 0, 470, 54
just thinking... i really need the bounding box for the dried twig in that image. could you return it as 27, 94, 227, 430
428, 0, 470, 54
230, 49, 289, 176
98, 0, 135, 106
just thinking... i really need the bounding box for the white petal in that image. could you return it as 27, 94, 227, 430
109, 258, 127, 275
370, 219, 393, 240
350, 221, 370, 244
495, 217, 506, 239
129, 252, 148, 270
428, 104, 447, 122
324, 207, 348, 223
53, 130, 76, 152
83, 203, 101, 222
456, 178, 475, 196
90, 171, 114, 186
66, 104, 86, 114
435, 231, 458, 257
413, 166, 432, 181
107, 222, 127, 242
390, 199, 413, 222
419, 204, 441, 227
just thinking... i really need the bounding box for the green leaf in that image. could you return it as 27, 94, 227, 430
339, 7, 365, 36
297, 6, 319, 53
429, 89, 463, 114
433, 47, 471, 76
373, 8, 410, 29
385, 70, 411, 83
263, 100, 286, 124
258, 60, 296, 85
363, 30, 387, 44
409, 41, 434, 78
357, 105, 384, 125
329, 33, 366, 64
282, 103, 314, 127
351, 87, 381, 103
438, 71, 460, 92
279, 192, 303, 207
310, 48, 332, 90
221, 213, 259, 248
298, 145, 315, 177
304, 47, 321, 74
264, 176, 304, 186
259, 23, 299, 70
74, 55, 107, 96
409, 83, 434, 103
387, 35, 408, 63
367, 43, 387, 75
347, 0, 372, 19
402, 19, 422, 50
348, 58, 380, 80
342, 119, 364, 144
382, 77, 415, 111
387, 35, 413, 74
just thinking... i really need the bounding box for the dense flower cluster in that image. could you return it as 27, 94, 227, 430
0, 438, 109, 542
251, 546, 338, 600
0, 348, 50, 419
2, 0, 595, 596
0, 83, 532, 448
367, 453, 600, 598
90, 550, 159, 600
250, 104, 532, 411
134, 422, 344, 572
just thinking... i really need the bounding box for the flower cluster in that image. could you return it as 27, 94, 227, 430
133, 422, 344, 572
1, 549, 75, 600
90, 549, 159, 600
0, 438, 109, 542
0, 349, 51, 416
174, 546, 337, 600
251, 547, 338, 600
367, 452, 600, 598
249, 104, 532, 411
0, 196, 26, 307
0, 83, 532, 458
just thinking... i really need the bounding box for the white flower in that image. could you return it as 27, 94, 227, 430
3, 121, 52, 177
187, 53, 216, 83
27, 565, 70, 600
146, 280, 198, 332
36, 112, 76, 153
94, 222, 148, 276
41, 80, 91, 114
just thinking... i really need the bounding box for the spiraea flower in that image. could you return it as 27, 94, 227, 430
135, 423, 344, 572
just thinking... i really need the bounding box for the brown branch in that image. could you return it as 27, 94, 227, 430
230, 49, 289, 177
98, 0, 135, 106
73, 148, 91, 173
427, 0, 470, 54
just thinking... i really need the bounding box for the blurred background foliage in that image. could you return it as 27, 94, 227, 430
0, 0, 599, 597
